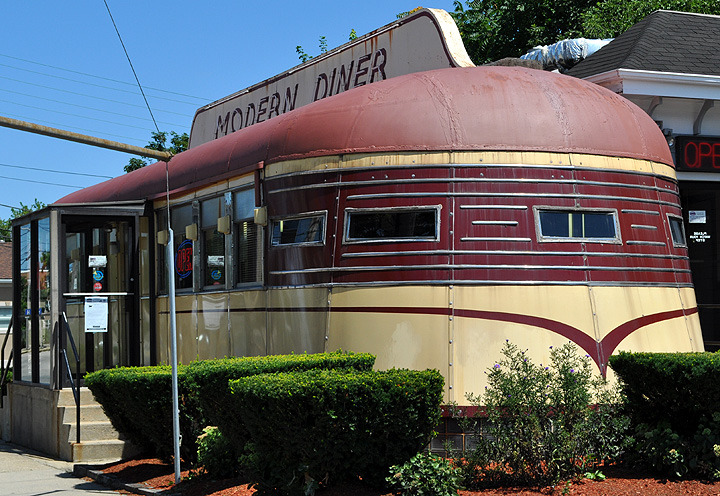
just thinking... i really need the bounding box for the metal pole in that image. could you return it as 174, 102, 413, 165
168, 230, 181, 482
0, 115, 173, 161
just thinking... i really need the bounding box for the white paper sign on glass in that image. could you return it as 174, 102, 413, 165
85, 296, 108, 333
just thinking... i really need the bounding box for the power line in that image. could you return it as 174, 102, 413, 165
0, 52, 209, 101
0, 62, 203, 106
2, 111, 148, 144
104, 0, 160, 134
0, 162, 113, 179
0, 87, 187, 128
0, 74, 192, 117
0, 98, 160, 131
0, 174, 82, 189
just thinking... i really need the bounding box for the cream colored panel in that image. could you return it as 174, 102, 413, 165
175, 295, 198, 364
229, 290, 267, 357
678, 287, 704, 351
328, 286, 450, 396
140, 298, 151, 366
197, 293, 229, 360
453, 285, 596, 401
155, 296, 169, 365
267, 288, 327, 355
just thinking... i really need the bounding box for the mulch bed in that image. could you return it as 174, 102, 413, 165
94, 457, 720, 496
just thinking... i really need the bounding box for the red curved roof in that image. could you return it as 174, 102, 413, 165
55, 66, 672, 205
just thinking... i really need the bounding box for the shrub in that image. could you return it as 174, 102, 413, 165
456, 341, 628, 488
386, 452, 462, 496
196, 426, 238, 479
609, 352, 720, 479
228, 368, 444, 496
85, 351, 375, 464
184, 350, 375, 462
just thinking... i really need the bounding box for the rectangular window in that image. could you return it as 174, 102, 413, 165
668, 215, 687, 247
271, 212, 326, 246
201, 196, 226, 289
234, 189, 259, 285
344, 206, 440, 243
171, 204, 194, 291
537, 209, 618, 242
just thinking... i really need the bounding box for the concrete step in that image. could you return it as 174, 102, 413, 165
57, 387, 99, 407
60, 404, 109, 423
62, 420, 124, 443
71, 439, 142, 463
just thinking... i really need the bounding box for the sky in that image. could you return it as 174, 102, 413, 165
0, 1, 458, 219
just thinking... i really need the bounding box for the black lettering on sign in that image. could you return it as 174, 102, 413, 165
268, 92, 281, 118
370, 48, 387, 83
283, 84, 299, 113
245, 103, 256, 127
314, 74, 328, 101
256, 96, 269, 123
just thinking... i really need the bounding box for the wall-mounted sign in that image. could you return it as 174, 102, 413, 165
689, 210, 707, 224
675, 136, 720, 172
85, 296, 108, 333
189, 8, 474, 147
175, 239, 193, 279
88, 255, 107, 268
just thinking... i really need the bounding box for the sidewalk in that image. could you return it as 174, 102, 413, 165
0, 441, 118, 495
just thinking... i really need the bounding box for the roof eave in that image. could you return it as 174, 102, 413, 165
582, 69, 720, 100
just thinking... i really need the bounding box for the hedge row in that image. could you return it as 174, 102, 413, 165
609, 351, 720, 434
85, 351, 376, 461
228, 368, 444, 495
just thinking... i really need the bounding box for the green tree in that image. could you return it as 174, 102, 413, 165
296, 30, 357, 63
451, 0, 601, 64
0, 199, 46, 242
124, 131, 188, 173
582, 0, 720, 38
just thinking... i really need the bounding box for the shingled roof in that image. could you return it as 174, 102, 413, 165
0, 242, 11, 280
567, 10, 720, 79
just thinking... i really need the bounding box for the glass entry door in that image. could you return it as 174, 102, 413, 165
681, 182, 720, 351
63, 218, 137, 377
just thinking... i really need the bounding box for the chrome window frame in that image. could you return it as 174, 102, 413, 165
533, 206, 621, 244
270, 210, 327, 247
342, 205, 441, 245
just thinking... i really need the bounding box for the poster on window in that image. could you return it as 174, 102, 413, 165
85, 296, 108, 333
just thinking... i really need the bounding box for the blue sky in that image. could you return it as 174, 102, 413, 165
0, 1, 457, 218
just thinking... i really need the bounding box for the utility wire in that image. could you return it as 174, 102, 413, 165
0, 174, 81, 188
103, 0, 160, 134
2, 111, 148, 144
0, 75, 192, 117
0, 162, 113, 179
0, 88, 186, 128
0, 62, 201, 106
0, 53, 209, 101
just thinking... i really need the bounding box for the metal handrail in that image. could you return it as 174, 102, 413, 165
59, 312, 81, 444
0, 315, 13, 408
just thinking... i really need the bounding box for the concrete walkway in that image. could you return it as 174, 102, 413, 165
0, 441, 119, 495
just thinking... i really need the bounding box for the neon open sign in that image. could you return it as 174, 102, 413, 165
175, 239, 193, 279
676, 136, 720, 171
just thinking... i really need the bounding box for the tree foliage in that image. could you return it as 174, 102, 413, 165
451, 0, 720, 65
0, 199, 46, 242
582, 0, 720, 38
124, 131, 188, 173
451, 0, 601, 64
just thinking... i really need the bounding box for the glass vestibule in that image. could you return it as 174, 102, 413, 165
12, 206, 147, 388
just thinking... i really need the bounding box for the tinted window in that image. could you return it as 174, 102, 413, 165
347, 209, 437, 241
539, 210, 616, 240
272, 215, 325, 245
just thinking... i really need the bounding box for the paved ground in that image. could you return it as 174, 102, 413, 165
0, 441, 119, 495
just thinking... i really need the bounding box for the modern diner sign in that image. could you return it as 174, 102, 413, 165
188, 8, 474, 148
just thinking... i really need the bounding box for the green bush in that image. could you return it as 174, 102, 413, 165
609, 352, 720, 479
196, 426, 238, 479
228, 368, 444, 496
456, 341, 628, 488
386, 452, 462, 496
609, 352, 720, 434
184, 351, 375, 459
85, 351, 375, 463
